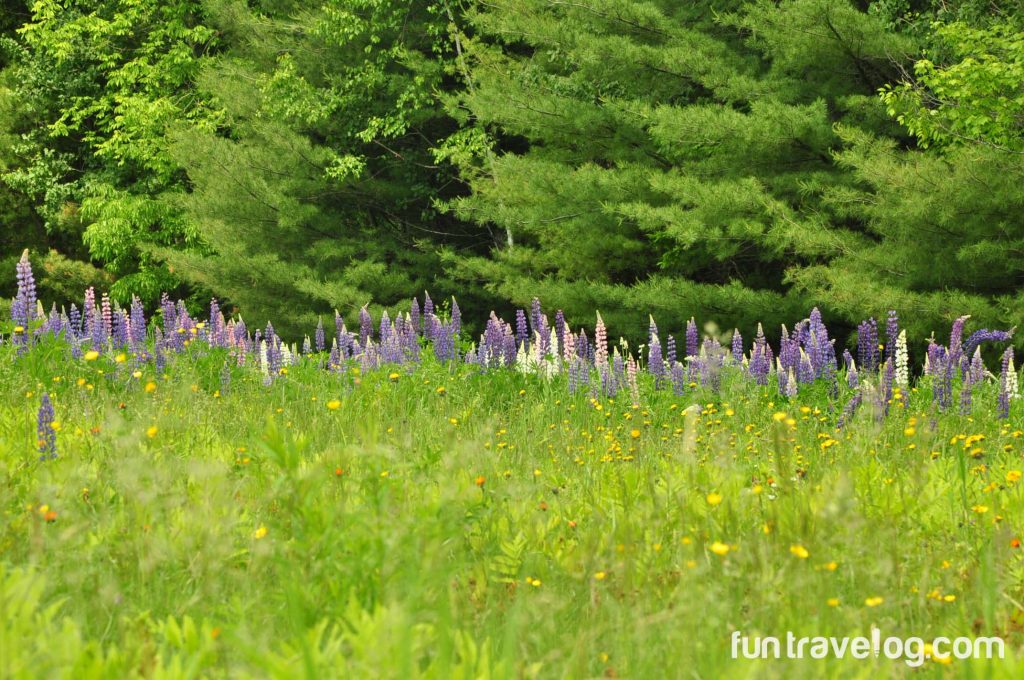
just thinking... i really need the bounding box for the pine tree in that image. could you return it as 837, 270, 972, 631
442, 0, 917, 341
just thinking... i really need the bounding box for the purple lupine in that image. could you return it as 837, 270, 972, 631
314, 318, 325, 353
302, 336, 312, 355
577, 328, 591, 366
948, 315, 969, 370
670, 361, 686, 396
433, 321, 457, 362
503, 328, 517, 367
685, 318, 698, 358
885, 311, 898, 361
68, 304, 82, 341
842, 349, 853, 371
159, 293, 176, 335
731, 329, 743, 364
129, 297, 146, 348
969, 347, 985, 384
963, 328, 1014, 359
568, 355, 589, 394
515, 309, 528, 351
112, 309, 130, 347
857, 318, 878, 374
359, 306, 372, 348
12, 250, 37, 332
45, 303, 62, 337
329, 339, 340, 368
410, 298, 420, 334
666, 334, 677, 368
798, 350, 814, 384
89, 304, 105, 349
960, 370, 973, 415
379, 310, 391, 345
451, 298, 461, 338
423, 292, 434, 323
555, 310, 566, 358
648, 333, 664, 385
847, 361, 859, 389
37, 392, 57, 460
999, 347, 1013, 419
530, 297, 542, 338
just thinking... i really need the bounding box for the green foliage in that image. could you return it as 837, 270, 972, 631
441, 0, 916, 341
881, 19, 1024, 151
1, 0, 220, 304
160, 0, 482, 335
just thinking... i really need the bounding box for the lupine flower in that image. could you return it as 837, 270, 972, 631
594, 312, 608, 367
37, 393, 57, 460
515, 309, 528, 351
999, 347, 1014, 419
963, 328, 1014, 359
731, 329, 743, 364
530, 298, 542, 339
12, 250, 37, 333
129, 297, 146, 348
359, 306, 372, 347
948, 315, 970, 372
84, 287, 96, 327
315, 318, 325, 352
648, 333, 664, 384
451, 298, 461, 338
670, 361, 686, 396
555, 309, 566, 357
894, 330, 909, 387
885, 310, 899, 361
68, 304, 82, 340
666, 334, 677, 367
857, 318, 878, 373
847, 360, 859, 389
960, 369, 973, 415
423, 292, 434, 322
410, 298, 421, 333
626, 354, 640, 406
1006, 349, 1019, 400
784, 368, 798, 398
969, 347, 985, 384
686, 317, 698, 358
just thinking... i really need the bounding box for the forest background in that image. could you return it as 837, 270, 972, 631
1, 0, 1022, 348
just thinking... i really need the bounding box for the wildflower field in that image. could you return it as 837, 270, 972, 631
3, 253, 1024, 679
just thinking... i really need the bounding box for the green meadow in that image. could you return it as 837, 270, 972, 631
3, 340, 1023, 678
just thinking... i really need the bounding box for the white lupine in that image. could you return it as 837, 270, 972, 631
895, 330, 909, 387
515, 341, 530, 373
1008, 355, 1020, 399
281, 343, 293, 366
259, 340, 269, 377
